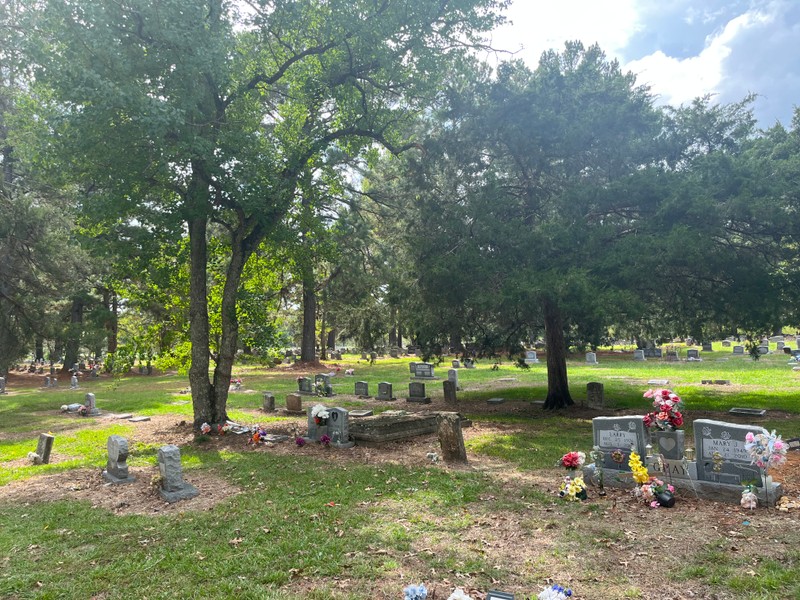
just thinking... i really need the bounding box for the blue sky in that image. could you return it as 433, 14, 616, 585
490, 0, 800, 128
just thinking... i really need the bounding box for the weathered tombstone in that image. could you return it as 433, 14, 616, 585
298, 377, 313, 395
285, 393, 303, 413
585, 352, 598, 365
85, 393, 100, 416
693, 419, 771, 487
436, 412, 467, 463
409, 361, 417, 374
70, 375, 78, 390
586, 382, 604, 406
103, 435, 135, 484
777, 341, 785, 351
157, 445, 199, 502
355, 381, 370, 398
52, 377, 58, 387
443, 380, 457, 405
591, 416, 647, 471
665, 350, 679, 361
43, 376, 50, 388
769, 335, 784, 343
702, 342, 713, 352
413, 363, 436, 379
315, 373, 334, 396
327, 407, 355, 448
451, 359, 460, 368
407, 381, 431, 403
633, 349, 645, 361
524, 350, 539, 364
643, 347, 655, 358
653, 348, 663, 358
262, 392, 275, 412
447, 368, 459, 390
34, 433, 55, 464
732, 345, 745, 355
389, 347, 399, 358
686, 349, 700, 360
722, 340, 731, 347
377, 381, 396, 401
758, 345, 769, 355
463, 358, 475, 369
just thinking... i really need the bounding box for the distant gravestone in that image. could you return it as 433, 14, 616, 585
409, 362, 417, 374
43, 376, 50, 388
591, 416, 647, 471
702, 342, 713, 352
452, 359, 460, 368
262, 392, 275, 412
586, 382, 604, 406
0, 377, 6, 394
463, 358, 475, 369
315, 373, 334, 396
653, 348, 663, 358
524, 350, 539, 365
407, 381, 431, 403
355, 381, 370, 397
377, 381, 396, 401
370, 351, 378, 362
694, 419, 768, 486
585, 352, 598, 365
103, 435, 135, 484
285, 393, 303, 413
361, 352, 368, 360
85, 393, 100, 416
777, 341, 785, 351
70, 375, 78, 390
327, 407, 355, 448
34, 433, 55, 465
436, 412, 467, 463
157, 445, 199, 503
722, 340, 731, 347
414, 363, 436, 379
298, 377, 313, 395
389, 348, 399, 358
732, 345, 745, 355
769, 335, 784, 343
687, 349, 700, 360
633, 349, 645, 361
447, 368, 459, 390
758, 345, 769, 355
443, 380, 457, 405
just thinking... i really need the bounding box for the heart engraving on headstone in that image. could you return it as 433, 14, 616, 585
659, 436, 677, 452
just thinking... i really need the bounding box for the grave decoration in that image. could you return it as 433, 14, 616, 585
643, 388, 684, 460
537, 584, 573, 600
230, 377, 243, 391
311, 404, 329, 425
446, 589, 471, 600
558, 451, 587, 501
403, 583, 428, 600
589, 446, 606, 495
247, 426, 269, 446
741, 483, 758, 510
629, 450, 676, 507
745, 429, 787, 507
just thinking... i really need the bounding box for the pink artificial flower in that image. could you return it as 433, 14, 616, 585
650, 501, 660, 508
668, 484, 675, 493
745, 432, 755, 443
661, 389, 670, 398
774, 440, 785, 451
644, 389, 654, 399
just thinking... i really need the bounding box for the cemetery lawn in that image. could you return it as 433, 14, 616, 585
2, 353, 800, 599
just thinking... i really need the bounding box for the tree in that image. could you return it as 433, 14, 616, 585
25, 0, 507, 427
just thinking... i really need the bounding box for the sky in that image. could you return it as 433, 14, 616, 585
489, 0, 800, 128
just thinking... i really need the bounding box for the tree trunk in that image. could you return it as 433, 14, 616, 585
63, 297, 84, 371
388, 306, 397, 347
326, 328, 337, 350
397, 322, 404, 348
319, 293, 327, 360
436, 412, 467, 463
104, 288, 118, 355
301, 267, 317, 362
543, 297, 574, 409
35, 337, 44, 362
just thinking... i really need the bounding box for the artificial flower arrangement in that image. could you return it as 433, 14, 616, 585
403, 583, 428, 600
642, 388, 684, 431
537, 583, 573, 599
230, 377, 243, 390
77, 404, 90, 417
741, 483, 758, 510
628, 451, 650, 485
200, 422, 211, 434
319, 434, 331, 447
745, 430, 787, 470
295, 436, 306, 447
248, 426, 269, 446
559, 451, 587, 501
629, 451, 675, 507
311, 404, 330, 424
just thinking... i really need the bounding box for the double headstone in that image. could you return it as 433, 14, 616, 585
103, 435, 135, 484
355, 381, 370, 398
377, 382, 395, 401
722, 340, 731, 347
413, 363, 436, 379
157, 445, 199, 503
687, 349, 700, 360
407, 381, 431, 403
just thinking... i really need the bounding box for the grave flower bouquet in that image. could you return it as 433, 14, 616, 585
642, 388, 684, 431
403, 583, 428, 600
745, 430, 787, 470
560, 451, 586, 470
537, 583, 573, 599
559, 475, 588, 501
311, 404, 329, 425
636, 477, 675, 508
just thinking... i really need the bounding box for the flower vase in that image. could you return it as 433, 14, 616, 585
655, 490, 675, 508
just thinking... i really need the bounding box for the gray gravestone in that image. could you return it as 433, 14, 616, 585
777, 341, 785, 351
327, 407, 355, 447
592, 416, 647, 471
409, 362, 417, 374
586, 382, 604, 406
370, 351, 378, 362
524, 350, 539, 364
585, 352, 598, 365
43, 377, 50, 388
0, 377, 5, 394
687, 349, 700, 360
407, 381, 431, 403
35, 433, 55, 464
732, 345, 745, 354
758, 345, 769, 355
355, 381, 370, 397
769, 335, 784, 343
447, 368, 459, 390
361, 352, 368, 360
390, 348, 399, 358
722, 340, 731, 347
702, 342, 713, 352
463, 358, 475, 368
652, 430, 685, 460
653, 348, 663, 358
285, 393, 303, 412
315, 373, 331, 387
443, 380, 457, 404
262, 392, 275, 412
694, 419, 766, 486
85, 393, 100, 415
298, 377, 313, 394
451, 359, 461, 368
70, 375, 78, 390
413, 363, 435, 379
306, 405, 328, 441
157, 445, 199, 502
377, 382, 395, 401
103, 435, 135, 484
633, 349, 645, 361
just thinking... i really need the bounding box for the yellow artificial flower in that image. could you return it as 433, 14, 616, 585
628, 451, 650, 485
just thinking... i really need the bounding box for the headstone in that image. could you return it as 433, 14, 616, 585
722, 340, 731, 347
103, 435, 135, 484
376, 382, 396, 401
326, 407, 355, 448
758, 345, 769, 355
85, 393, 100, 415
409, 362, 417, 374
732, 345, 745, 355
315, 373, 332, 387
52, 377, 57, 387
298, 377, 313, 395
643, 347, 655, 358
633, 349, 645, 361
463, 358, 475, 369
694, 419, 768, 486
157, 445, 199, 503
447, 368, 459, 390
355, 381, 370, 397
90, 366, 99, 378
653, 348, 663, 358
524, 350, 539, 365
591, 416, 648, 471
407, 381, 431, 403
413, 363, 436, 379
451, 359, 460, 368
585, 352, 598, 365
443, 380, 457, 405
69, 375, 78, 390
769, 335, 784, 343
436, 412, 467, 463
285, 393, 303, 413
586, 382, 604, 406
686, 349, 700, 360
43, 376, 50, 388
361, 352, 368, 360
35, 433, 55, 464
665, 350, 679, 361
777, 341, 785, 351
262, 392, 275, 412
389, 348, 399, 358
702, 342, 713, 352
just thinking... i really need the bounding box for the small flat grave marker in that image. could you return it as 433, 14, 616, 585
647, 379, 669, 386
728, 407, 767, 416
349, 410, 373, 418
128, 416, 151, 422
487, 397, 505, 405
